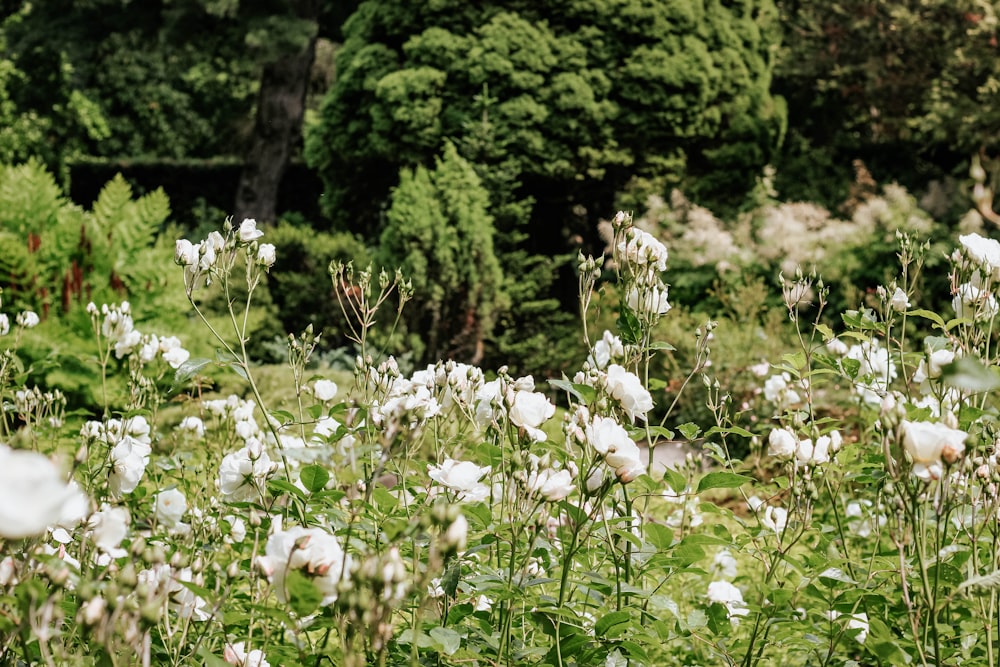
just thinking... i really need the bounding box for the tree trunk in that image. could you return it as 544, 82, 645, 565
234, 3, 319, 223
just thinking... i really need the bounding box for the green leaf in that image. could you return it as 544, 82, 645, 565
840, 357, 861, 379
697, 472, 752, 493
648, 341, 676, 351
941, 357, 1000, 392
299, 465, 330, 493
677, 422, 701, 441
595, 610, 631, 638
663, 467, 688, 494
908, 308, 946, 329
617, 304, 642, 345
441, 557, 462, 598
429, 627, 461, 656
284, 569, 323, 616
548, 377, 596, 404
172, 358, 214, 387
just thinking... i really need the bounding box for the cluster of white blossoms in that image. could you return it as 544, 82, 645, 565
175, 218, 276, 291
86, 301, 190, 368
767, 427, 843, 469
613, 211, 672, 322
824, 337, 896, 404
0, 308, 39, 335
428, 458, 491, 503
81, 416, 153, 497
953, 233, 1000, 320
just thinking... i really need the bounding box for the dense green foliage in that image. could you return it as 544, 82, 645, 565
306, 0, 786, 236
378, 143, 505, 362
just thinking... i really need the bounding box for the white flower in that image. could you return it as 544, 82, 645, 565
914, 348, 956, 384
178, 416, 205, 438
763, 372, 801, 408
89, 504, 130, 557
175, 239, 198, 266
238, 218, 264, 243
0, 444, 89, 539
901, 419, 968, 480
706, 580, 749, 619
825, 338, 848, 356
626, 284, 671, 317
767, 428, 797, 458
256, 525, 352, 606
257, 243, 276, 268
154, 488, 187, 528
795, 436, 830, 467
953, 282, 999, 320
617, 227, 668, 273
224, 642, 270, 667
713, 549, 738, 579
16, 311, 39, 328
588, 330, 625, 370
586, 415, 645, 482
218, 445, 274, 502
528, 467, 575, 502
223, 515, 247, 543
159, 336, 190, 369
443, 514, 468, 552
0, 314, 10, 336
890, 287, 910, 312
960, 232, 1000, 279
108, 436, 151, 497
313, 379, 339, 402
428, 459, 490, 502
605, 364, 653, 422
509, 390, 556, 441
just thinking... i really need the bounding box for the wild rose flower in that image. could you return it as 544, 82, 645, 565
763, 372, 801, 409
175, 239, 198, 266
257, 525, 352, 606
960, 232, 1000, 279
605, 364, 653, 422
16, 311, 39, 328
528, 467, 575, 502
713, 549, 738, 579
901, 419, 968, 480
257, 243, 276, 268
795, 436, 831, 467
88, 504, 130, 557
588, 330, 625, 370
178, 416, 205, 438
767, 427, 797, 458
224, 642, 270, 667
890, 287, 910, 312
218, 445, 275, 502
0, 314, 8, 336
239, 218, 264, 243
313, 379, 338, 402
616, 227, 668, 274
626, 284, 671, 318
428, 459, 491, 502
953, 282, 999, 320
509, 389, 556, 441
108, 436, 151, 497
154, 488, 187, 529
159, 336, 190, 368
913, 348, 956, 385
586, 415, 645, 482
706, 580, 749, 620
0, 444, 90, 539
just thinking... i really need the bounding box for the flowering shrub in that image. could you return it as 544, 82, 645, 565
3, 210, 1000, 667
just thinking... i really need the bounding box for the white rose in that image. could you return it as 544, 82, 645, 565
767, 428, 797, 458
0, 444, 90, 539
256, 525, 351, 606
218, 445, 274, 502
706, 580, 749, 619
626, 284, 671, 317
530, 468, 575, 502
224, 642, 270, 667
509, 390, 556, 441
154, 488, 187, 528
901, 419, 967, 480
0, 314, 9, 336
175, 239, 198, 266
953, 282, 999, 320
890, 287, 910, 312
960, 232, 1000, 279
178, 416, 205, 438
257, 243, 276, 268
238, 218, 264, 243
605, 364, 653, 422
313, 379, 339, 402
108, 436, 151, 497
428, 459, 490, 493
88, 504, 130, 556
16, 311, 39, 328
